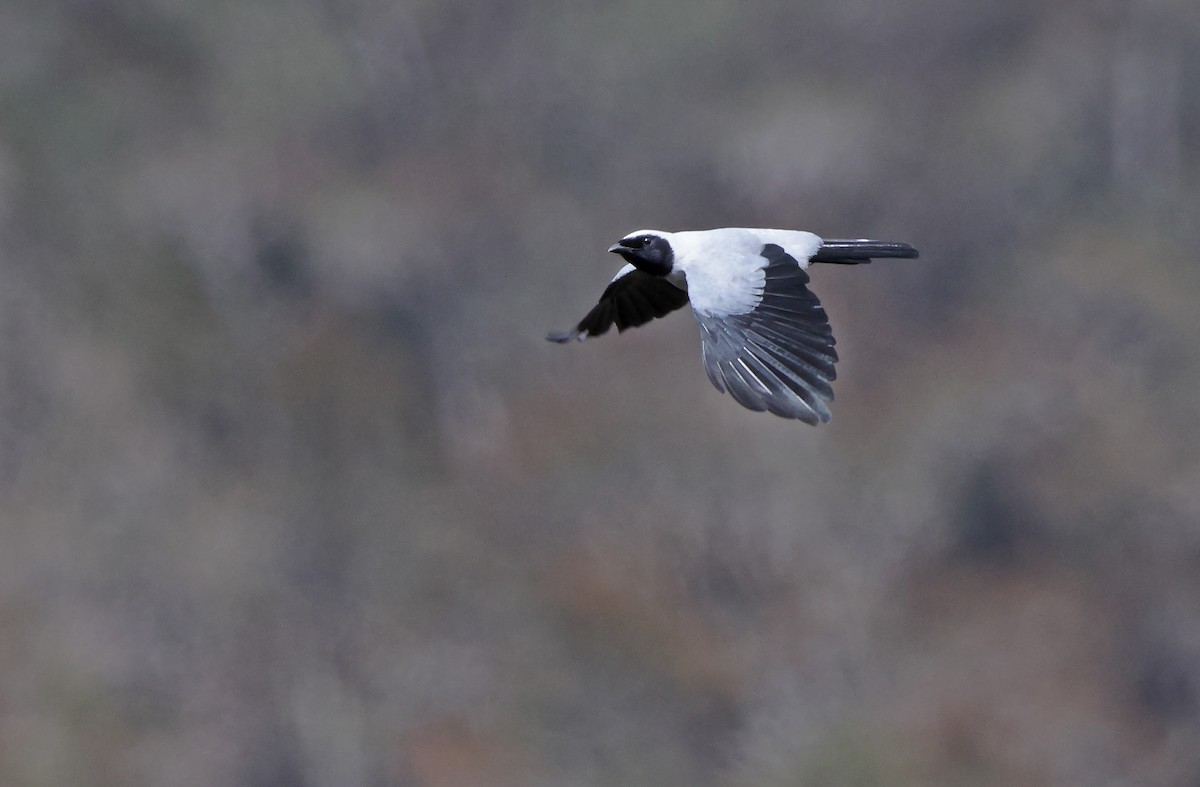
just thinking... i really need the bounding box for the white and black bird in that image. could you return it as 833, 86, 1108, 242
548, 228, 918, 424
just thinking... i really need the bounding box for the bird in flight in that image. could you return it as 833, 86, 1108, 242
548, 228, 918, 424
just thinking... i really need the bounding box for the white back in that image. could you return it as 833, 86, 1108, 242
662, 228, 823, 318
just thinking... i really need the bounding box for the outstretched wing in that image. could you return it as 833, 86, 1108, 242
547, 265, 690, 343
694, 244, 838, 424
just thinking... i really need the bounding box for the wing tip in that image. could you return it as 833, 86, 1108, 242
546, 330, 583, 343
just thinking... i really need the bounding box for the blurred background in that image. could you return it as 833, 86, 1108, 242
2, 0, 1199, 784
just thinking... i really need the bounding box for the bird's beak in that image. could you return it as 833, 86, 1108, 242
607, 243, 625, 254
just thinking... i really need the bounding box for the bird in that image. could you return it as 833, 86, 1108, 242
547, 227, 919, 424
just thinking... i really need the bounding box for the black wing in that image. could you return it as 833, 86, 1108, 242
695, 244, 838, 424
547, 268, 689, 343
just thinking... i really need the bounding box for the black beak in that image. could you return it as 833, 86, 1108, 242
608, 238, 641, 254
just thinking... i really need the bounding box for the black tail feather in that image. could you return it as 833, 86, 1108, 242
811, 240, 919, 265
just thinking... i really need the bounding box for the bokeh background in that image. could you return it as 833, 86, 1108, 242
2, 0, 1200, 784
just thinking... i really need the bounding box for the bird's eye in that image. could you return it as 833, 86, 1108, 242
641, 237, 653, 246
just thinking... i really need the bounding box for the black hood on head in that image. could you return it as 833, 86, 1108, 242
609, 234, 674, 277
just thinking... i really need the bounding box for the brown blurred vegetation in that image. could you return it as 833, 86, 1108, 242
1, 0, 1199, 785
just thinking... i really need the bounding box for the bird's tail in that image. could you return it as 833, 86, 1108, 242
810, 240, 919, 265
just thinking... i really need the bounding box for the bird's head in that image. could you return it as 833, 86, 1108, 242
608, 231, 674, 276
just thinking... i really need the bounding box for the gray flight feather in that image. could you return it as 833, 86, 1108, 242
695, 244, 838, 424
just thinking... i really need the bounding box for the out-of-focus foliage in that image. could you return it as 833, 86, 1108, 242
2, 0, 1199, 784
